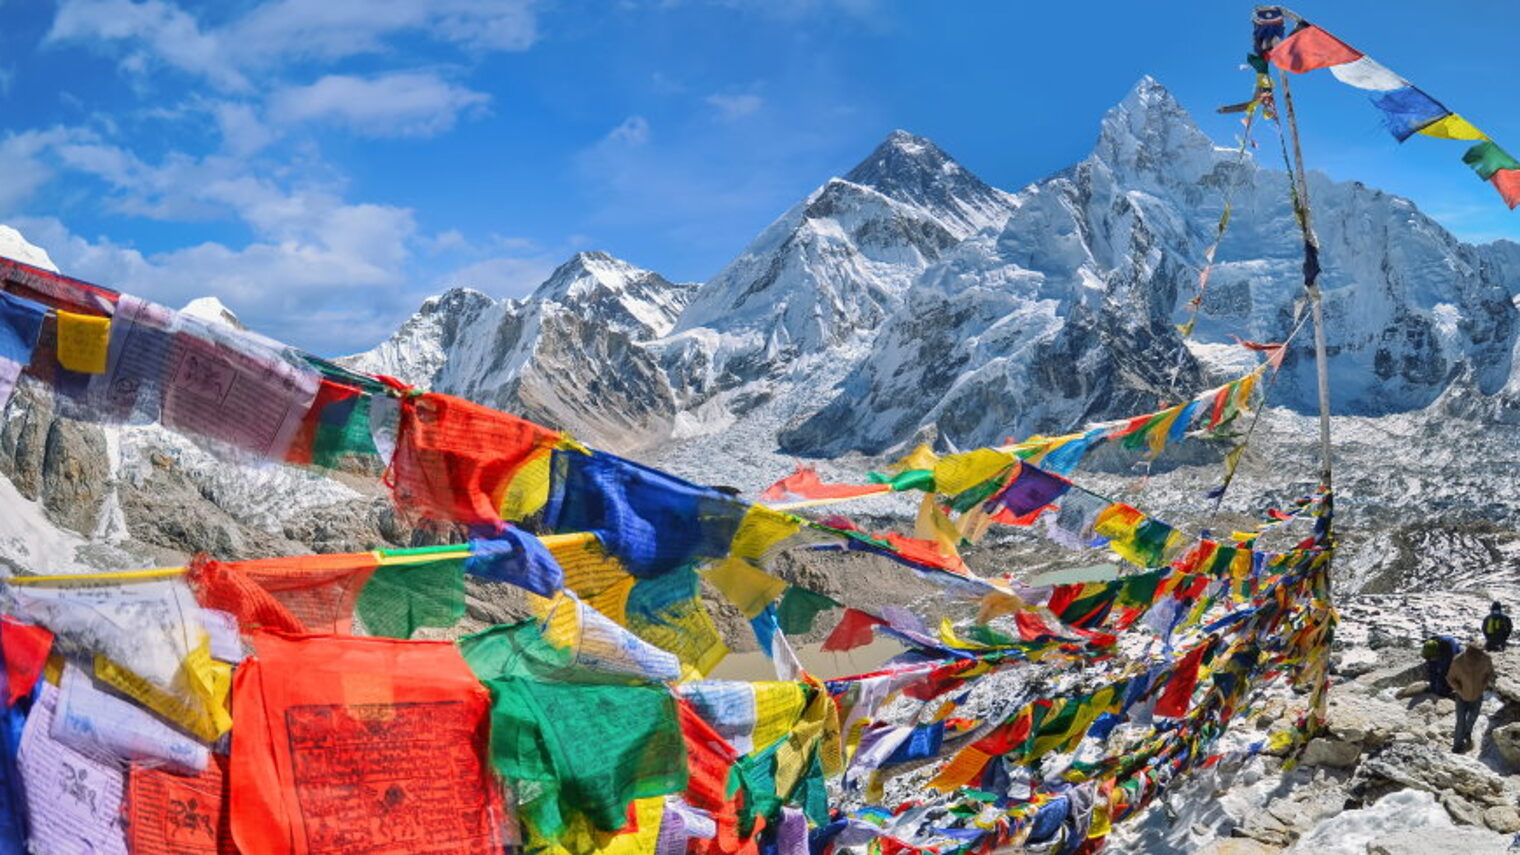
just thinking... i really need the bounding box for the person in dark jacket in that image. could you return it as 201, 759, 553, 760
1447, 640, 1495, 753
1422, 635, 1458, 697
1483, 603, 1512, 652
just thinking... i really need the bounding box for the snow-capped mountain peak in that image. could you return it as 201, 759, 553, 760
843, 129, 1020, 237
531, 251, 697, 339
0, 224, 58, 272
1085, 76, 1243, 192
180, 296, 244, 329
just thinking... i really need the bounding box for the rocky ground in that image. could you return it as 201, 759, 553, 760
1107, 592, 1520, 855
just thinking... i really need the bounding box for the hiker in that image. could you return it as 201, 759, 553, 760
1483, 602, 1512, 652
1446, 640, 1495, 753
1421, 634, 1458, 697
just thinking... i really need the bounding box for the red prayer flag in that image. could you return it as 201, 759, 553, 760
1154, 642, 1209, 718
1015, 610, 1062, 642
1267, 25, 1363, 73
821, 609, 886, 652
1208, 385, 1231, 429
127, 755, 238, 854
760, 463, 888, 502
974, 708, 1033, 755
1232, 336, 1287, 370
284, 379, 360, 466
1492, 169, 1520, 210
386, 391, 560, 526
189, 552, 377, 635
231, 632, 504, 855
1, 616, 52, 706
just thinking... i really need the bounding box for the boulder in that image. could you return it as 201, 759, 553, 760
1491, 722, 1520, 771
1483, 805, 1520, 834
1356, 741, 1510, 807
1436, 698, 1457, 716
1366, 827, 1511, 855
1323, 692, 1417, 748
1394, 682, 1427, 699
1440, 791, 1485, 826
1300, 738, 1360, 769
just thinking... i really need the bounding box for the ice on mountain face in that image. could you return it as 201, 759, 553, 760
531, 251, 698, 340
0, 224, 58, 272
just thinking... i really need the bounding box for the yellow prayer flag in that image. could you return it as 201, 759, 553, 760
702, 557, 788, 619
915, 493, 962, 560
752, 682, 806, 751
1418, 114, 1489, 141
928, 745, 992, 792
1146, 405, 1185, 458
55, 310, 111, 374
933, 448, 1016, 496
892, 442, 940, 473
729, 504, 803, 563
499, 445, 554, 520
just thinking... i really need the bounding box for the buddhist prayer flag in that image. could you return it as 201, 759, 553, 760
386, 389, 561, 526
53, 310, 110, 375
1262, 14, 1520, 208
231, 632, 505, 855
0, 292, 46, 410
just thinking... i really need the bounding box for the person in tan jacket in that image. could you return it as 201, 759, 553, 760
1446, 640, 1495, 753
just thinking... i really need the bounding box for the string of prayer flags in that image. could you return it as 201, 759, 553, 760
1258, 8, 1520, 208
230, 632, 506, 855
0, 292, 46, 410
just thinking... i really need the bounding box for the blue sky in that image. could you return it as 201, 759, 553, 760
2, 0, 1517, 355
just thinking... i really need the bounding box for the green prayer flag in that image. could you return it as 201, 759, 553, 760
867, 468, 936, 492
1117, 569, 1167, 608
355, 558, 466, 639
464, 621, 688, 838
1463, 141, 1520, 181
776, 586, 839, 635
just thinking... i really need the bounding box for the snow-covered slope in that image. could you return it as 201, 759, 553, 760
660, 132, 1020, 415
349, 251, 698, 451
782, 77, 1520, 455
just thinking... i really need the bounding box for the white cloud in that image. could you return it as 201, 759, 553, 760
0, 129, 82, 215
212, 102, 277, 156
47, 0, 539, 90
269, 72, 490, 138
705, 93, 762, 120
605, 115, 651, 146
47, 0, 249, 91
